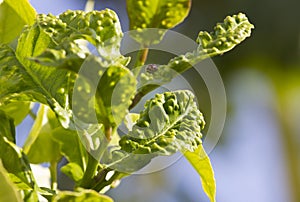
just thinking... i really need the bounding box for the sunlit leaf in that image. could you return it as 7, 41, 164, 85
135, 13, 254, 103
0, 0, 36, 43
52, 189, 113, 202
0, 163, 22, 202
23, 105, 61, 164
0, 101, 31, 125
0, 110, 38, 201
184, 144, 216, 202
126, 0, 191, 45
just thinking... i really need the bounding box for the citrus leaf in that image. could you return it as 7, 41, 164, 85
23, 105, 61, 164
0, 101, 31, 125
0, 163, 22, 202
184, 144, 216, 202
102, 90, 205, 173
0, 0, 36, 44
120, 90, 204, 155
0, 110, 38, 201
135, 13, 254, 102
126, 0, 191, 45
32, 9, 129, 71
52, 128, 88, 182
52, 189, 113, 202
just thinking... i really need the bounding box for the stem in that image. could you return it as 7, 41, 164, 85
49, 162, 57, 190
134, 47, 149, 68
79, 153, 99, 188
93, 171, 121, 192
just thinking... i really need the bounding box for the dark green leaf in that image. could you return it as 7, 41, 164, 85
126, 0, 191, 45
184, 144, 216, 202
0, 0, 36, 43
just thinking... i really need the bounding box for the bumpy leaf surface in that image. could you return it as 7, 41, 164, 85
137, 13, 254, 98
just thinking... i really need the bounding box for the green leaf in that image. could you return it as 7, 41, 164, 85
184, 144, 216, 202
120, 90, 204, 155
60, 163, 84, 182
23, 105, 61, 164
124, 113, 140, 131
32, 9, 129, 71
0, 163, 22, 202
126, 0, 191, 45
0, 0, 36, 44
0, 42, 75, 129
135, 13, 254, 102
0, 101, 31, 125
103, 90, 204, 173
52, 189, 113, 202
95, 64, 137, 128
52, 128, 88, 182
0, 110, 38, 201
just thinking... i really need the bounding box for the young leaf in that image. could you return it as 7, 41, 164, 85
52, 189, 113, 202
0, 110, 38, 201
32, 9, 129, 71
126, 0, 191, 45
133, 13, 254, 105
0, 163, 22, 202
184, 144, 216, 202
23, 105, 61, 164
120, 90, 204, 155
0, 0, 36, 43
103, 90, 205, 173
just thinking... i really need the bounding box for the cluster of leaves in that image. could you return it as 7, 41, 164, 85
0, 0, 253, 201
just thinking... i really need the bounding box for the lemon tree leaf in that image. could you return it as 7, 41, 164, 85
53, 189, 113, 202
184, 144, 216, 202
126, 0, 191, 45
0, 163, 22, 202
0, 0, 36, 44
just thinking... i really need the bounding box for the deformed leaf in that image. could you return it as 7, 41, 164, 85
0, 163, 22, 202
103, 90, 205, 173
32, 9, 129, 71
135, 13, 254, 102
120, 90, 204, 155
0, 0, 36, 43
126, 0, 191, 45
52, 189, 113, 202
184, 144, 216, 202
60, 162, 84, 182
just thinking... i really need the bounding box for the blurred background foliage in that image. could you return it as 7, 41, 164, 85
26, 0, 300, 201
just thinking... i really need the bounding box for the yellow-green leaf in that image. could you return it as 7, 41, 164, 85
184, 144, 216, 202
0, 0, 36, 43
0, 163, 22, 202
126, 0, 191, 45
52, 189, 113, 202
